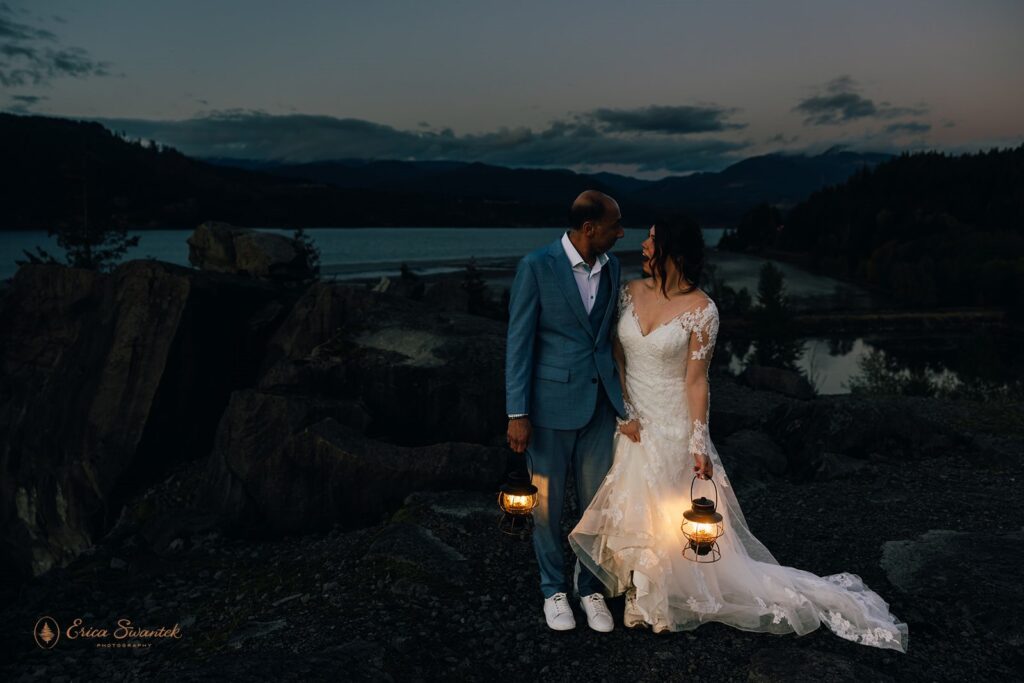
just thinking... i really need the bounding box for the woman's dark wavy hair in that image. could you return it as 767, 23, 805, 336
648, 214, 705, 298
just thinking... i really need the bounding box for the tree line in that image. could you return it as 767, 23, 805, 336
719, 145, 1024, 316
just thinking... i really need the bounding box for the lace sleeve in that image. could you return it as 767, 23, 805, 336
616, 282, 631, 318
689, 299, 720, 362
685, 299, 719, 460
615, 282, 639, 424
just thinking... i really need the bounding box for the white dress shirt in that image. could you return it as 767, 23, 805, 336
561, 231, 609, 314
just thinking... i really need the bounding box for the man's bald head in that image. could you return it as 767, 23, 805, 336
570, 190, 618, 231
566, 189, 624, 258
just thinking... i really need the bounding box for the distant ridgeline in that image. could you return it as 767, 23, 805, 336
1, 113, 889, 230
721, 145, 1024, 315
0, 114, 573, 229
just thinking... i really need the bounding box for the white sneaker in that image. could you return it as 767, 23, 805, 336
543, 592, 576, 631
623, 587, 646, 629
580, 593, 614, 632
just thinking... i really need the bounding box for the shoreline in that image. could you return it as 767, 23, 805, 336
338, 251, 1019, 337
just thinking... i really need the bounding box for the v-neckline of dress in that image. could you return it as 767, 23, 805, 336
624, 283, 710, 339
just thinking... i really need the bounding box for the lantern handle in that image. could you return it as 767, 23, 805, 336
511, 447, 534, 484
690, 473, 718, 503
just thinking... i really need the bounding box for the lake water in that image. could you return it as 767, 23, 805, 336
1, 226, 871, 308
1, 227, 693, 281
4, 227, 1007, 396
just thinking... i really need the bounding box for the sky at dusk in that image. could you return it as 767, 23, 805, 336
1, 0, 1022, 177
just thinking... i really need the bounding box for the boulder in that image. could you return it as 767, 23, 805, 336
881, 528, 1024, 646
260, 283, 508, 445
764, 394, 966, 478
203, 389, 507, 536
812, 451, 870, 480
741, 365, 816, 400
706, 373, 793, 437
716, 429, 787, 494
970, 433, 1024, 468
0, 261, 292, 578
187, 221, 313, 281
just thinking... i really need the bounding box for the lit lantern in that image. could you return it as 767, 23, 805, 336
498, 468, 538, 537
680, 475, 725, 563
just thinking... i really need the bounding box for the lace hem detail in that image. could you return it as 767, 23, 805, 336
819, 609, 903, 647
755, 596, 789, 625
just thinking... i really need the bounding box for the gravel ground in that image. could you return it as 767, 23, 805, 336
2, 439, 1022, 682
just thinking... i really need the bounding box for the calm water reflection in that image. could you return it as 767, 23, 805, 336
725, 333, 1021, 397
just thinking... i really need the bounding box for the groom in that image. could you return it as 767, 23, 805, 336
505, 190, 627, 632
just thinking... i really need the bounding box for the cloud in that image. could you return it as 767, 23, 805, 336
794, 76, 927, 126
885, 121, 931, 135
0, 4, 111, 87
0, 8, 55, 42
766, 132, 800, 145
5, 92, 46, 113
584, 104, 746, 135
95, 109, 752, 173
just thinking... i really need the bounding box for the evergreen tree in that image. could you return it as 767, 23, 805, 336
292, 226, 321, 280
750, 261, 803, 370
719, 203, 783, 251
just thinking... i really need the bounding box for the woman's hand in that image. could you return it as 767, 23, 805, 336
618, 419, 642, 443
692, 452, 713, 480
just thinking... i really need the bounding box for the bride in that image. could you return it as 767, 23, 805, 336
567, 217, 909, 652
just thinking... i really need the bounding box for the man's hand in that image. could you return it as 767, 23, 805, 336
507, 417, 532, 453
618, 419, 642, 443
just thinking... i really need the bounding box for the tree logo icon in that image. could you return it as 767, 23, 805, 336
34, 616, 60, 650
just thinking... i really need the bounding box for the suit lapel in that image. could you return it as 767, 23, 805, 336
594, 255, 619, 343
547, 238, 594, 337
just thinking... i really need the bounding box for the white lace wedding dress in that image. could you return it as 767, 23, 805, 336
568, 283, 909, 652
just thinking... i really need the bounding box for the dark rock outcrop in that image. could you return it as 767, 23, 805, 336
1, 263, 511, 577
881, 528, 1024, 646
259, 282, 508, 445
707, 372, 792, 436
188, 221, 313, 281
763, 394, 967, 478
716, 429, 787, 494
0, 261, 293, 578
741, 364, 816, 399
203, 389, 507, 536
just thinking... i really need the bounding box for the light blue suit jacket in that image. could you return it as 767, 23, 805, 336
505, 236, 627, 430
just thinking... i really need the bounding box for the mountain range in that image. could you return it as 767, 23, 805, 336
205, 149, 892, 224
1, 113, 891, 229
